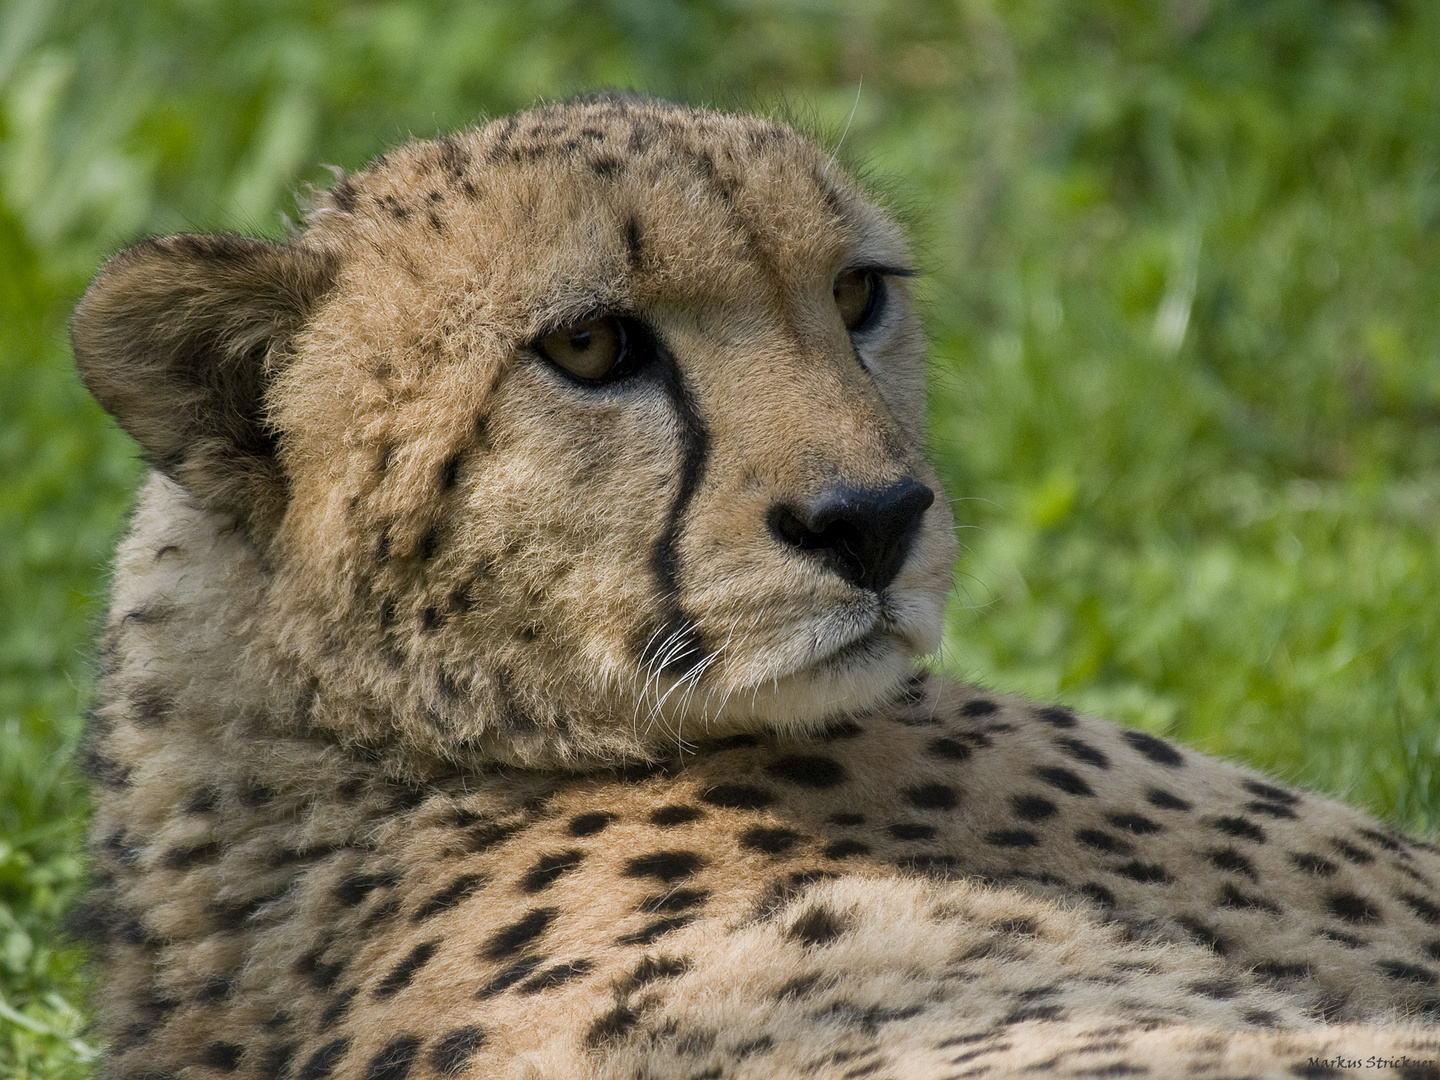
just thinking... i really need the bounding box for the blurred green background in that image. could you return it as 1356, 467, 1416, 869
2, 0, 1438, 1073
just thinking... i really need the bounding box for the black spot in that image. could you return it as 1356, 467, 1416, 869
476, 955, 545, 998
517, 958, 594, 993
1106, 812, 1162, 835
1378, 959, 1437, 985
1219, 883, 1280, 913
482, 907, 558, 960
195, 973, 236, 1003
824, 839, 870, 859
624, 849, 704, 883
428, 1025, 486, 1076
903, 783, 959, 810
1400, 893, 1440, 924
741, 827, 803, 855
439, 453, 462, 490
1358, 827, 1404, 852
1210, 816, 1266, 843
197, 1042, 243, 1070
1326, 891, 1381, 924
1187, 979, 1240, 999
375, 531, 391, 563
1121, 729, 1184, 767
591, 155, 623, 177
363, 1034, 421, 1080
260, 1043, 296, 1077
622, 215, 643, 267
413, 873, 487, 919
521, 850, 584, 893
828, 812, 865, 826
1241, 779, 1299, 805
820, 719, 864, 739
887, 823, 936, 841
567, 811, 615, 837
586, 1004, 640, 1048
700, 783, 774, 810
1112, 861, 1173, 884
1290, 851, 1337, 876
927, 737, 972, 761
298, 1038, 350, 1080
1010, 794, 1058, 821
1145, 787, 1191, 811
1177, 916, 1228, 954
616, 915, 694, 946
373, 939, 439, 998
961, 698, 998, 717
1034, 705, 1076, 728
131, 686, 174, 728
185, 787, 219, 814
1080, 882, 1116, 907
330, 178, 356, 213
775, 972, 824, 999
1076, 828, 1133, 854
623, 955, 690, 990
766, 755, 847, 788
1245, 799, 1298, 819
1323, 929, 1367, 948
1253, 959, 1310, 981
1002, 1004, 1064, 1024
161, 841, 222, 870
638, 888, 709, 914
1207, 848, 1257, 879
650, 805, 704, 826
1033, 766, 1094, 797
1054, 737, 1110, 768
420, 607, 444, 633
466, 821, 521, 852
419, 526, 441, 562
318, 987, 356, 1026
1331, 838, 1375, 865
986, 829, 1040, 848
237, 782, 274, 807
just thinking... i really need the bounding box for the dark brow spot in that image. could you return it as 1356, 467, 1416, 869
887, 823, 936, 841
1245, 799, 1298, 819
1207, 847, 1257, 879
1107, 812, 1162, 834
197, 1042, 243, 1070
475, 955, 545, 998
1331, 838, 1375, 865
586, 1003, 640, 1048
1112, 861, 1173, 884
517, 958, 594, 993
1176, 916, 1228, 954
927, 737, 971, 761
740, 827, 803, 854
1219, 883, 1280, 913
615, 914, 694, 946
638, 888, 709, 914
960, 699, 998, 717
1399, 893, 1440, 924
828, 812, 865, 826
1241, 778, 1299, 805
298, 1037, 349, 1080
650, 804, 704, 826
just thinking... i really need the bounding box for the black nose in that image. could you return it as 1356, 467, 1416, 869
768, 478, 934, 592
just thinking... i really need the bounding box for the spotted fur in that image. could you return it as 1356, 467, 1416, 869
73, 97, 1440, 1079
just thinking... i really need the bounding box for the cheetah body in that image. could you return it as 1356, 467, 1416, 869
74, 98, 1440, 1079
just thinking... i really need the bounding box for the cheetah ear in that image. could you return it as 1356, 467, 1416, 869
72, 233, 337, 538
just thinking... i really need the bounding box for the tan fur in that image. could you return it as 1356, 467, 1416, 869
73, 98, 1440, 1079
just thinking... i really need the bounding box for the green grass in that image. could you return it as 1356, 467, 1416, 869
2, 1, 1438, 1073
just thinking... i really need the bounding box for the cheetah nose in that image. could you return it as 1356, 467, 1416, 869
768, 478, 934, 592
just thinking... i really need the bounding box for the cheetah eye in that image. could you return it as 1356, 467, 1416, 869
833, 268, 883, 333
536, 316, 630, 382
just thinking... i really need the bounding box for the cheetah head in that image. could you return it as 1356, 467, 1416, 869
73, 97, 957, 768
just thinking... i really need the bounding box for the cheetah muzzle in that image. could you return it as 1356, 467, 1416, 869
73, 96, 1440, 1080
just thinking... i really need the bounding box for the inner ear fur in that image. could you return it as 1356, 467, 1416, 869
72, 233, 338, 538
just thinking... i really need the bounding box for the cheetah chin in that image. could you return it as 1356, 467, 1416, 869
72, 96, 1440, 1080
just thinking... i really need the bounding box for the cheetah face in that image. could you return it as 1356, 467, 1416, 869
73, 98, 956, 766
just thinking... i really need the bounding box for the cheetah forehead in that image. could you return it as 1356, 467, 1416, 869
302, 97, 910, 325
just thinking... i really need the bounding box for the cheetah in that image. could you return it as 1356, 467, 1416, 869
71, 96, 1440, 1079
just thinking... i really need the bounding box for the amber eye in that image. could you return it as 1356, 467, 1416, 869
536, 316, 627, 381
833, 268, 882, 332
